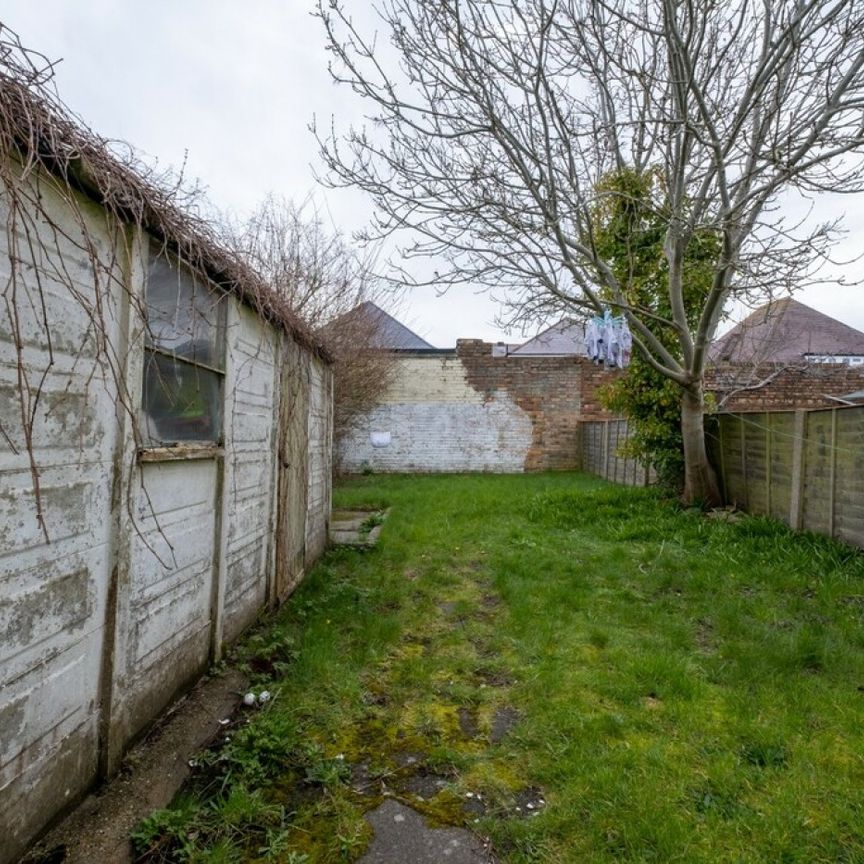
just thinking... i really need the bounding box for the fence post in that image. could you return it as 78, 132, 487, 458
765, 412, 772, 518
829, 408, 838, 537
602, 420, 610, 480
716, 415, 727, 503
788, 409, 806, 531
739, 415, 749, 510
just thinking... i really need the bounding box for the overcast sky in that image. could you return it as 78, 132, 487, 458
4, 1, 864, 346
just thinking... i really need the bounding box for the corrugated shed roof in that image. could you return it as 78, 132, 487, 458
709, 299, 864, 365
511, 319, 587, 356
331, 302, 436, 350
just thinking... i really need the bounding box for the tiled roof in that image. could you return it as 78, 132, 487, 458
709, 299, 864, 365
511, 320, 587, 356
333, 301, 436, 350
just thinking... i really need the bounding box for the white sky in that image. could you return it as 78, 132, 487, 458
3, 1, 864, 347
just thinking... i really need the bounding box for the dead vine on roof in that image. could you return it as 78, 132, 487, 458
0, 25, 323, 542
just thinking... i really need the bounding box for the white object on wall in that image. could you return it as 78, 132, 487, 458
370, 431, 392, 448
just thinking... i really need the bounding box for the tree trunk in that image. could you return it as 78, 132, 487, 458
680, 384, 723, 507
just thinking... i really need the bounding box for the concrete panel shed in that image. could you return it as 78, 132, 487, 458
0, 44, 333, 862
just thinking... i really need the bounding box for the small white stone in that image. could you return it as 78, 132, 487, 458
394, 813, 405, 823
258, 691, 271, 703
242, 692, 257, 706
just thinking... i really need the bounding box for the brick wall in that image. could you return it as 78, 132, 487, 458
707, 363, 864, 412
338, 340, 622, 473
459, 340, 594, 470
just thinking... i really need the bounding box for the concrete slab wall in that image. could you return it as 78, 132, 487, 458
306, 354, 333, 564
0, 185, 123, 861
221, 304, 280, 644
0, 166, 333, 862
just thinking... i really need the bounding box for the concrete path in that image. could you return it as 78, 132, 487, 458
358, 799, 497, 864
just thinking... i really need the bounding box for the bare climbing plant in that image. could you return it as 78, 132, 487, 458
0, 26, 324, 541
229, 196, 400, 457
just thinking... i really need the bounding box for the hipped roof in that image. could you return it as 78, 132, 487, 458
511, 319, 587, 356
709, 299, 864, 365
0, 39, 329, 361
329, 302, 436, 350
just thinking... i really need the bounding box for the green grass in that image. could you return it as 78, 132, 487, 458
133, 473, 864, 863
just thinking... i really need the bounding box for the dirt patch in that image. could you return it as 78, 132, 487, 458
475, 668, 513, 688
512, 786, 546, 817
21, 669, 247, 864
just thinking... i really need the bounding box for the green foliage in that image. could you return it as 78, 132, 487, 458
592, 168, 720, 489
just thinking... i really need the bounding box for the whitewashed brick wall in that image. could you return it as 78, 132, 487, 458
339, 355, 533, 472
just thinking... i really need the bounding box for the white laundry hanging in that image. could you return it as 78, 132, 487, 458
584, 309, 632, 369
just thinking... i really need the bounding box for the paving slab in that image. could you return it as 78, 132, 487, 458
329, 509, 388, 547
359, 799, 496, 863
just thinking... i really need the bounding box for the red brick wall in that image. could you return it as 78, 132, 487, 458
707, 364, 864, 412
456, 340, 620, 471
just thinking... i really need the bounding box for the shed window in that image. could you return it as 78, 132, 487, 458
142, 252, 226, 445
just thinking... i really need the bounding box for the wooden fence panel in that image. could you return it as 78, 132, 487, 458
767, 411, 795, 523
834, 408, 864, 549
580, 419, 652, 486
714, 406, 864, 551
802, 410, 834, 537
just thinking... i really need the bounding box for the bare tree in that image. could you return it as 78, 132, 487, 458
230, 196, 398, 450
315, 0, 864, 504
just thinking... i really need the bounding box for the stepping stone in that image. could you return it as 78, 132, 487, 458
359, 799, 496, 863
329, 509, 388, 547
490, 706, 520, 743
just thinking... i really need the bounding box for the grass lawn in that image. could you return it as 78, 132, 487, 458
134, 473, 864, 863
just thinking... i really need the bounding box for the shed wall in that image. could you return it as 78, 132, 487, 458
0, 172, 333, 862
0, 189, 121, 861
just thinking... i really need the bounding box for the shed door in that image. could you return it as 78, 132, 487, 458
275, 342, 310, 601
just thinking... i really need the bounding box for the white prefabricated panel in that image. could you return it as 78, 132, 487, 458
0, 183, 124, 861
221, 304, 279, 642
305, 355, 332, 563
116, 459, 218, 743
